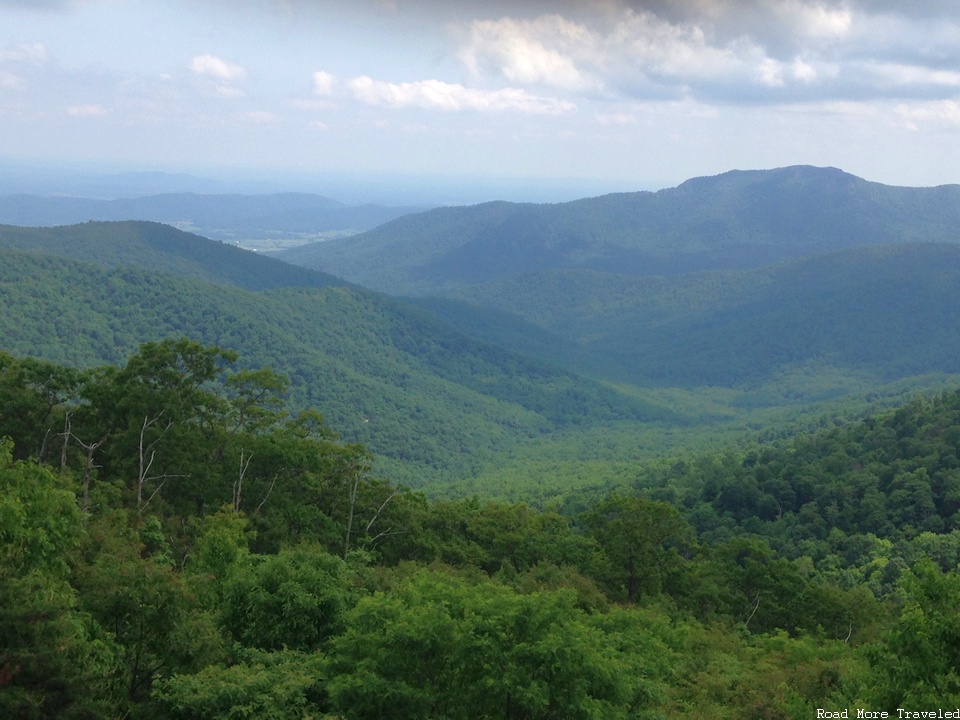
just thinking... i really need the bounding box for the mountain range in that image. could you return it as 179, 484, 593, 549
3, 165, 960, 495
0, 192, 426, 244
277, 165, 960, 294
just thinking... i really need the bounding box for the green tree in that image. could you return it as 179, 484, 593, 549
581, 494, 692, 602
0, 439, 119, 718
219, 545, 350, 652
153, 650, 326, 720
871, 558, 960, 707
326, 569, 642, 720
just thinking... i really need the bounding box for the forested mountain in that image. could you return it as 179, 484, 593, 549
278, 165, 960, 294
4, 218, 960, 494
0, 221, 345, 290
0, 225, 668, 486
417, 243, 960, 390
0, 192, 425, 242
4, 171, 960, 717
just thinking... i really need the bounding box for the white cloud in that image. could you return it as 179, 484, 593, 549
215, 84, 246, 98
242, 110, 278, 124
453, 5, 960, 105
459, 15, 599, 91
0, 43, 46, 91
864, 62, 960, 89
312, 70, 336, 96
67, 103, 108, 117
792, 58, 819, 84
345, 75, 575, 114
756, 58, 784, 87
595, 111, 637, 125
781, 2, 853, 39
896, 100, 960, 129
0, 42, 47, 63
189, 54, 247, 81
457, 9, 787, 100
0, 71, 23, 90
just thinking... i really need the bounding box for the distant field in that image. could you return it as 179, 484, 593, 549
218, 230, 357, 252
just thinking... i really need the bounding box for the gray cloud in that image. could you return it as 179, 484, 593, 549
452, 0, 960, 106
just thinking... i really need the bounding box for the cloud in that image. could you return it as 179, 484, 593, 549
312, 70, 336, 96
459, 14, 599, 91
0, 0, 76, 9
458, 9, 782, 100
241, 110, 279, 124
453, 3, 960, 105
0, 71, 23, 90
895, 100, 960, 130
189, 54, 247, 81
346, 75, 575, 114
594, 111, 637, 125
215, 84, 246, 98
67, 103, 108, 117
863, 62, 960, 90
0, 43, 48, 63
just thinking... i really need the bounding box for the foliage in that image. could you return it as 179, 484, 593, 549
324, 569, 647, 720
153, 650, 327, 720
0, 341, 957, 719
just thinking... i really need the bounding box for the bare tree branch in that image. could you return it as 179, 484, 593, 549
254, 473, 278, 515
365, 490, 401, 535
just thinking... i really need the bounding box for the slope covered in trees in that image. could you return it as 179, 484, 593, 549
0, 239, 670, 486
278, 166, 960, 294
3, 344, 960, 718
4, 219, 960, 497
420, 243, 960, 390
0, 221, 345, 291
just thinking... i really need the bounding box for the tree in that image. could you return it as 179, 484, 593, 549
871, 558, 960, 707
153, 650, 326, 720
218, 545, 350, 652
581, 494, 692, 602
0, 440, 119, 717
325, 569, 642, 720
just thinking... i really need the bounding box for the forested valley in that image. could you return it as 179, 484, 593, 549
4, 341, 960, 718
3, 166, 960, 717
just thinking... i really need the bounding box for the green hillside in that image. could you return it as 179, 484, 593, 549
0, 242, 669, 486
5, 219, 960, 496
416, 243, 960, 392
279, 165, 960, 294
0, 221, 346, 291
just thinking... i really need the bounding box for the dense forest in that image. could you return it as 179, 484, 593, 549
5, 220, 960, 498
3, 342, 960, 718
4, 170, 960, 717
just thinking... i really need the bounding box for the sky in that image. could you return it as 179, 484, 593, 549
2, 0, 960, 202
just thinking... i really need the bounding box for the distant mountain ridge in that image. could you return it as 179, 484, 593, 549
4, 170, 960, 491
0, 221, 346, 291
277, 166, 960, 294
420, 243, 960, 391
0, 192, 427, 241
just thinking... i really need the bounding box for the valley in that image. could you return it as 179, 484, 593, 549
3, 165, 960, 717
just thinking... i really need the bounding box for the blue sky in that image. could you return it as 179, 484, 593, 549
2, 0, 960, 201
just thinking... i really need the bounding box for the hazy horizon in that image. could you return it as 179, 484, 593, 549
3, 1, 960, 198
0, 157, 672, 205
